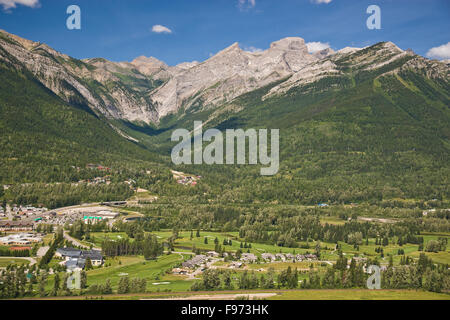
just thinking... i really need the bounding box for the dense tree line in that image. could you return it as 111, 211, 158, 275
38, 228, 64, 268
0, 265, 29, 298
0, 248, 30, 257
67, 219, 110, 241
4, 182, 134, 209
101, 234, 163, 259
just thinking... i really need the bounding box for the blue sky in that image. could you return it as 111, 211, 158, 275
0, 0, 449, 65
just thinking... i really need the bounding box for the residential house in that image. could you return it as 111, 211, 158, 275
0, 220, 34, 232
172, 268, 189, 275
240, 253, 257, 263
55, 247, 82, 260
261, 253, 276, 262
182, 255, 207, 269
65, 258, 86, 272
206, 251, 219, 258
276, 253, 286, 261
285, 253, 294, 261
230, 262, 243, 269
56, 247, 104, 269
81, 250, 104, 266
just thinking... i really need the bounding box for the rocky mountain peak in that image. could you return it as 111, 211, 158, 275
383, 41, 403, 53
0, 30, 37, 50
149, 36, 321, 118
3, 30, 439, 127
213, 42, 243, 58
313, 47, 336, 59
269, 37, 308, 53
337, 47, 363, 55
132, 55, 166, 65
130, 56, 168, 76
175, 61, 200, 70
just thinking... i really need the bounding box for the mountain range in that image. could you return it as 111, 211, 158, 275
1, 30, 448, 125
0, 29, 449, 203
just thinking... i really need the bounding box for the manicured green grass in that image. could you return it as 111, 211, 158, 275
32, 289, 449, 300
269, 289, 450, 300
86, 253, 194, 292
409, 250, 450, 265
87, 232, 130, 247
320, 217, 346, 225
150, 230, 450, 267
89, 231, 449, 268
152, 230, 323, 256
42, 234, 54, 245
0, 258, 30, 267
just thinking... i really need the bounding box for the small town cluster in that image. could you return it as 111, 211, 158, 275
173, 251, 320, 276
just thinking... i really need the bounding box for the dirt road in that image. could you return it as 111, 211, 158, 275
144, 293, 278, 300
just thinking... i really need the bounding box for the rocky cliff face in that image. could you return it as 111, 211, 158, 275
264, 41, 449, 100
0, 30, 160, 124
1, 30, 448, 126
0, 31, 321, 123
150, 37, 318, 117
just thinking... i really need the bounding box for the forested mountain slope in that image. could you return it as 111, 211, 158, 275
0, 29, 449, 206
148, 42, 449, 205
0, 45, 163, 184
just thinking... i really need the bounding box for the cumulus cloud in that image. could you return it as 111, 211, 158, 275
426, 42, 450, 60
0, 0, 39, 10
311, 0, 333, 4
238, 0, 256, 11
151, 25, 172, 34
306, 41, 331, 53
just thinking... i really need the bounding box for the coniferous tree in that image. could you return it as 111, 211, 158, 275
52, 273, 60, 296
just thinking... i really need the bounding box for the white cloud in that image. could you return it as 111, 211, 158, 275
238, 0, 256, 11
306, 41, 330, 53
151, 25, 172, 34
426, 42, 450, 60
311, 0, 333, 4
0, 0, 39, 10
243, 45, 263, 53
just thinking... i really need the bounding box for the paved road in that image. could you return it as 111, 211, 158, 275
0, 256, 37, 266
63, 231, 101, 251
166, 251, 195, 256
54, 202, 102, 212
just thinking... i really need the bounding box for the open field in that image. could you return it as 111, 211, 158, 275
40, 253, 194, 293
320, 217, 347, 225
86, 232, 130, 247
148, 230, 450, 264
409, 250, 450, 265
152, 230, 332, 256
17, 289, 450, 300
0, 258, 30, 267
42, 234, 54, 245
26, 229, 448, 299
86, 253, 194, 292
268, 289, 450, 300
85, 230, 450, 266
